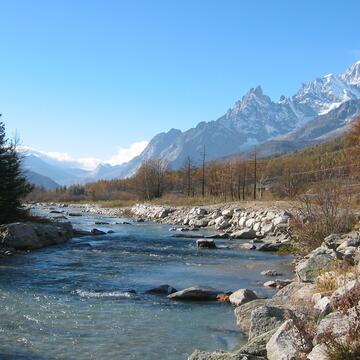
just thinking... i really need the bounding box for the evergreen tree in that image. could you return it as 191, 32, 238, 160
0, 120, 32, 223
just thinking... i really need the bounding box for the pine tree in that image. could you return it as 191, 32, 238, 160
0, 120, 32, 223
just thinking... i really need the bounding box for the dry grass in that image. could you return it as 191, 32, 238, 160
315, 262, 356, 295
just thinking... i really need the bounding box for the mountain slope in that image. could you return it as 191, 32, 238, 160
97, 60, 360, 179
238, 98, 360, 159
24, 170, 61, 190
22, 154, 91, 185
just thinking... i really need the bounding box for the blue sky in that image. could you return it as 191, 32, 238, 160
1, 0, 360, 166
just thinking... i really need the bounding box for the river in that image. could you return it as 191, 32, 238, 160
0, 207, 292, 359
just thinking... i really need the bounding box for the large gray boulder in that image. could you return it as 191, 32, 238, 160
296, 247, 337, 282
234, 299, 268, 334
168, 286, 219, 301
249, 305, 286, 341
266, 319, 309, 360
229, 289, 259, 307
0, 221, 73, 250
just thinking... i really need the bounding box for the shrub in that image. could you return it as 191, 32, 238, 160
289, 181, 355, 252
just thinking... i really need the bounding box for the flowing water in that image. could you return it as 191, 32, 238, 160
0, 207, 293, 359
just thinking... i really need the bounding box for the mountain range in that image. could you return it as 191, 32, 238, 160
23, 60, 360, 188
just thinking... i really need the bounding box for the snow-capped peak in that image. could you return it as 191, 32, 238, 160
341, 60, 360, 85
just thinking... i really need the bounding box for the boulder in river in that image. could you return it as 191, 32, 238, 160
196, 239, 216, 249
74, 229, 92, 237
229, 289, 259, 307
0, 222, 73, 250
145, 284, 177, 295
168, 286, 220, 301
91, 228, 106, 235
68, 212, 83, 217
261, 270, 281, 277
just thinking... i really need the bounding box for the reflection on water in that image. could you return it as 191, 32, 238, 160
0, 207, 293, 359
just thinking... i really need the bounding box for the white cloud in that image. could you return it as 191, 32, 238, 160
19, 141, 148, 170
108, 141, 148, 166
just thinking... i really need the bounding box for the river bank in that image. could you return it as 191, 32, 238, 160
27, 202, 295, 254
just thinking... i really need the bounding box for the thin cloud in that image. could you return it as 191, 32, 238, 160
19, 141, 148, 170
108, 141, 148, 166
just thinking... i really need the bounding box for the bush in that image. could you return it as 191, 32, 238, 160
289, 181, 355, 252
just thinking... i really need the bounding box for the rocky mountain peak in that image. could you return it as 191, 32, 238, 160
341, 60, 360, 85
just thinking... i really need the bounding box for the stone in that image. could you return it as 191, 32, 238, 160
263, 281, 277, 288
145, 284, 177, 295
245, 218, 256, 228
168, 286, 220, 301
273, 215, 289, 227
234, 299, 268, 334
229, 289, 259, 307
233, 243, 256, 250
158, 208, 173, 218
306, 344, 328, 360
330, 279, 357, 303
221, 209, 233, 218
192, 219, 209, 228
238, 217, 247, 227
230, 228, 257, 239
206, 233, 230, 239
261, 270, 281, 277
271, 282, 315, 307
323, 233, 342, 249
253, 222, 261, 233
336, 238, 360, 252
261, 223, 274, 236
0, 222, 73, 250
239, 330, 275, 357
257, 242, 283, 252
266, 319, 308, 360
195, 208, 208, 216
68, 212, 82, 217
74, 229, 92, 236
314, 296, 332, 317
197, 239, 216, 249
215, 217, 230, 230
249, 306, 286, 340
316, 310, 352, 343
91, 228, 106, 235
296, 247, 336, 282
